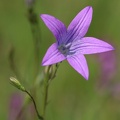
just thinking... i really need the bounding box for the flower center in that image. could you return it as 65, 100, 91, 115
58, 44, 70, 55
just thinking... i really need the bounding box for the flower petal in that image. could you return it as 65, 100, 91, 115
70, 37, 114, 55
42, 43, 66, 66
40, 14, 67, 44
66, 6, 93, 43
67, 54, 89, 80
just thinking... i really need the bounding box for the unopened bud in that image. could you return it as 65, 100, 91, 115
10, 77, 26, 92
44, 65, 54, 79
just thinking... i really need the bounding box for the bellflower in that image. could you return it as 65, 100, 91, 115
40, 6, 114, 80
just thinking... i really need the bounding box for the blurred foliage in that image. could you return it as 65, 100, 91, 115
0, 0, 120, 120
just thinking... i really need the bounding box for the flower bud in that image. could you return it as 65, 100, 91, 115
10, 77, 26, 92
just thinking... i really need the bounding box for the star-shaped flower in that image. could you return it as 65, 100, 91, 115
40, 6, 114, 80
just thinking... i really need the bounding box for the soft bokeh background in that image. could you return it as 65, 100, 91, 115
0, 0, 120, 120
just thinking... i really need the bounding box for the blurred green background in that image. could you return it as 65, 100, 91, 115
0, 0, 120, 120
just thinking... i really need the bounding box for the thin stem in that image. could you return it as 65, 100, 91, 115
10, 77, 43, 120
41, 66, 51, 120
41, 77, 49, 120
25, 90, 43, 120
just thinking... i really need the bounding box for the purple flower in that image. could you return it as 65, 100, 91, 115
40, 6, 114, 80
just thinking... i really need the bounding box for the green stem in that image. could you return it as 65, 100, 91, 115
25, 90, 43, 120
41, 77, 49, 119
41, 64, 60, 120
41, 66, 51, 120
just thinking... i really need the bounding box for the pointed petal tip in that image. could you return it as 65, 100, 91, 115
80, 6, 93, 17
111, 46, 115, 50
41, 59, 53, 66
40, 14, 43, 17
40, 14, 47, 19
67, 55, 89, 80
40, 14, 53, 20
41, 61, 46, 66
86, 6, 92, 9
40, 14, 46, 21
41, 59, 47, 66
106, 44, 115, 52
85, 6, 93, 12
84, 75, 89, 80
89, 6, 93, 14
82, 71, 89, 80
